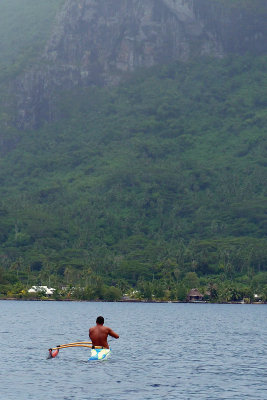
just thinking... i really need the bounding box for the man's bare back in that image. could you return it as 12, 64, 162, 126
89, 316, 119, 349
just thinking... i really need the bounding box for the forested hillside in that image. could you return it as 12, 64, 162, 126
1, 55, 267, 301
0, 0, 267, 301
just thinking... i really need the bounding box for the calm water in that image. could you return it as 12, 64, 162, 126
0, 301, 266, 400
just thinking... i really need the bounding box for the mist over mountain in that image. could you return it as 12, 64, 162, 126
0, 0, 267, 300
14, 0, 267, 128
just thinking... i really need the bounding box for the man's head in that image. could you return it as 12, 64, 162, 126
96, 316, 104, 325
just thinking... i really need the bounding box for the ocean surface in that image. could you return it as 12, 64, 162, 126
0, 301, 266, 400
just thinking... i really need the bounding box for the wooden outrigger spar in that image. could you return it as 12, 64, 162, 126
50, 343, 103, 351
55, 341, 93, 347
48, 341, 104, 358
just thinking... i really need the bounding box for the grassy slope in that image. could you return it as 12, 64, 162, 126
0, 56, 266, 286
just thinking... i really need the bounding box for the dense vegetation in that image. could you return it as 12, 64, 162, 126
0, 53, 267, 302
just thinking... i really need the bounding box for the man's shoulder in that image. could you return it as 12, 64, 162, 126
104, 325, 111, 331
89, 325, 96, 331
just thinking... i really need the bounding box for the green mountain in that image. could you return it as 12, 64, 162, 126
0, 1, 267, 301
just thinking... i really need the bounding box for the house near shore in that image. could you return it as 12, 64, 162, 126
254, 294, 262, 303
28, 286, 55, 296
187, 288, 204, 302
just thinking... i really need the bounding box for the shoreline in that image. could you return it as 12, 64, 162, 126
0, 297, 265, 304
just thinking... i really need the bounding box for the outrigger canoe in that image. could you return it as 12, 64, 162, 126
89, 347, 111, 361
48, 341, 111, 361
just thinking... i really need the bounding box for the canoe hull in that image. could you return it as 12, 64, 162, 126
88, 348, 111, 361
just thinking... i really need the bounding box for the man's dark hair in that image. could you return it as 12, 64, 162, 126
96, 316, 104, 325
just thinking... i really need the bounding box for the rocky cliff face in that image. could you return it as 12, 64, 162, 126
15, 0, 267, 128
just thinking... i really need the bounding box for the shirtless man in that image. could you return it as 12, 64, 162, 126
89, 316, 119, 349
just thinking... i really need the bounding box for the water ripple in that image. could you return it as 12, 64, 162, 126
0, 301, 266, 399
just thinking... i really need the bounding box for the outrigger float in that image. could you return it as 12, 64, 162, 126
48, 341, 111, 361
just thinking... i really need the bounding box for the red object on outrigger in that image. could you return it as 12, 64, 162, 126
47, 342, 101, 359
48, 348, 59, 358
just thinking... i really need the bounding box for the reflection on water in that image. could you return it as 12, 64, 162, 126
0, 301, 266, 400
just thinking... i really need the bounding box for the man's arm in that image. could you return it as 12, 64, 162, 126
108, 327, 119, 339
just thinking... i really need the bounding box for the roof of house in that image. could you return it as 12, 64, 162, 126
28, 286, 55, 295
187, 288, 203, 297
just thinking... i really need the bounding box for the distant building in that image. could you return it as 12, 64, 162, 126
28, 286, 55, 296
254, 294, 262, 302
187, 288, 204, 302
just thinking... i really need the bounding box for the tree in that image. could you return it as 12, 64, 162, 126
103, 286, 122, 301
183, 272, 199, 289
